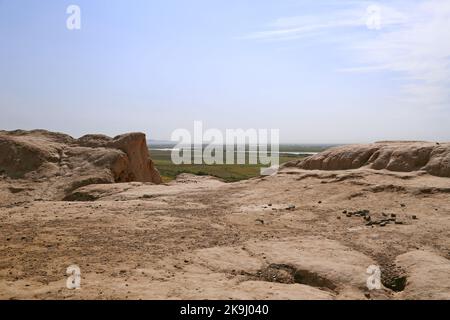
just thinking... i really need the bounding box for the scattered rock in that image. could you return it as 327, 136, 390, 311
345, 209, 411, 228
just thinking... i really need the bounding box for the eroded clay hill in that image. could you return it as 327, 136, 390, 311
0, 130, 161, 203
284, 141, 450, 178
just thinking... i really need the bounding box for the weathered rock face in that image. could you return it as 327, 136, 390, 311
0, 130, 161, 200
77, 132, 162, 183
284, 141, 450, 178
0, 130, 74, 178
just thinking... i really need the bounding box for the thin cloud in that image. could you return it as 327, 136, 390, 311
243, 0, 450, 109
243, 4, 408, 41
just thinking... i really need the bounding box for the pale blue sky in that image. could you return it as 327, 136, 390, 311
1, 0, 449, 143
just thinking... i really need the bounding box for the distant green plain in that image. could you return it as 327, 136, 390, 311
149, 145, 330, 183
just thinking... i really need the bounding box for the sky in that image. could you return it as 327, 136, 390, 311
0, 0, 449, 143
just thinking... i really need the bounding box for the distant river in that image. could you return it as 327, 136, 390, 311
150, 148, 318, 156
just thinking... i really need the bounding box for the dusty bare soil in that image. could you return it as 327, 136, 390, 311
1, 168, 449, 300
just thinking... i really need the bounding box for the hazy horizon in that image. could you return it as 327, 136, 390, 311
1, 0, 450, 143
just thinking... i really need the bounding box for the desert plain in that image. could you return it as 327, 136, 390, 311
0, 130, 449, 300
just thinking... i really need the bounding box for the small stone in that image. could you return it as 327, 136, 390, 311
342, 210, 347, 214
337, 216, 341, 220
391, 214, 396, 218
380, 222, 387, 227
412, 215, 418, 220
395, 221, 404, 225
256, 219, 264, 224
400, 204, 406, 207
364, 293, 371, 299
268, 204, 272, 207
318, 201, 322, 204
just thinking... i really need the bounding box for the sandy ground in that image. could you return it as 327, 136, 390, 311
0, 169, 449, 300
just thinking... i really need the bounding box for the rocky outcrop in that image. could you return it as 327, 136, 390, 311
77, 132, 162, 183
0, 130, 161, 200
284, 141, 450, 178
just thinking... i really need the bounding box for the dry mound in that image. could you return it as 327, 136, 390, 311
284, 141, 450, 178
0, 129, 161, 201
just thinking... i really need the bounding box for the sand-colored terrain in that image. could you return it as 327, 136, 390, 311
0, 132, 449, 300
